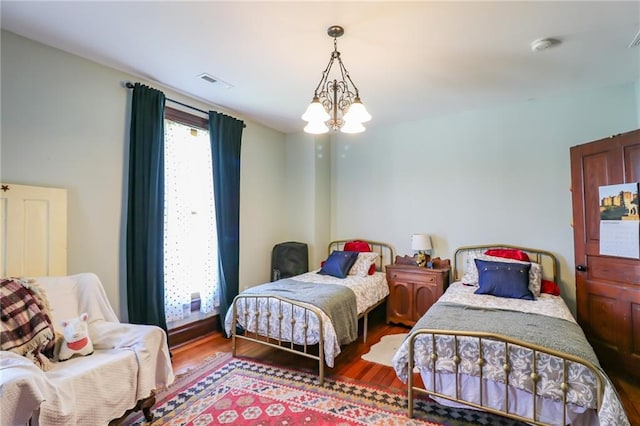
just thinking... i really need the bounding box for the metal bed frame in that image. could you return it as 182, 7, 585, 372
405, 244, 606, 425
231, 239, 394, 385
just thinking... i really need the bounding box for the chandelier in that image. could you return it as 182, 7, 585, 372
301, 25, 371, 134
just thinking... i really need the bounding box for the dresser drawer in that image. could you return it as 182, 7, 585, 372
389, 270, 439, 284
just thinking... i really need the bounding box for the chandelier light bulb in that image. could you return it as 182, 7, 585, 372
343, 98, 371, 123
340, 120, 365, 134
304, 120, 330, 134
302, 97, 330, 122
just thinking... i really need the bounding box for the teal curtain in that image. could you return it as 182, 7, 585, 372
209, 111, 244, 335
126, 83, 167, 332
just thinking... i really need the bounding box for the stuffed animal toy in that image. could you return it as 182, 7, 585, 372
57, 312, 94, 361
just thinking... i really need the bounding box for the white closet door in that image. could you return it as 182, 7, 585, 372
0, 183, 67, 277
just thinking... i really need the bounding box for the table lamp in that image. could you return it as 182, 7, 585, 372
411, 234, 432, 267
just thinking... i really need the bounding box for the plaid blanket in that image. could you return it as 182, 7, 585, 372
1, 278, 55, 370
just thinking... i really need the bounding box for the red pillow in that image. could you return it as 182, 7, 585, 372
344, 240, 371, 252
541, 279, 561, 296
344, 240, 376, 275
484, 248, 530, 262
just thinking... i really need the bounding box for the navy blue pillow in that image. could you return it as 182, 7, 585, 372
474, 259, 534, 300
318, 250, 359, 279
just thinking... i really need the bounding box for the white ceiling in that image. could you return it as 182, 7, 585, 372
2, 1, 639, 134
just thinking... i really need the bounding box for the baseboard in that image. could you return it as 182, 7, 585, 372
168, 314, 220, 349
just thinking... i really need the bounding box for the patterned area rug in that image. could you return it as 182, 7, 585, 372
123, 352, 526, 425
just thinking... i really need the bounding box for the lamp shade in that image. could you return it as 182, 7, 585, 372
340, 120, 365, 134
304, 120, 330, 134
343, 98, 371, 123
411, 234, 432, 251
302, 98, 330, 122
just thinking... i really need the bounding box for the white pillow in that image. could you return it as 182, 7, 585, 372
348, 252, 379, 277
460, 249, 487, 285
461, 253, 542, 297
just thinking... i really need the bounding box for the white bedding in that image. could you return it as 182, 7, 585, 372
225, 270, 388, 367
438, 281, 576, 322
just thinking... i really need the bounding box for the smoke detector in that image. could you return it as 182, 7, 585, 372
530, 38, 560, 52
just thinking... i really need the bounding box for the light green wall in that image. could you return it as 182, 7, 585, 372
313, 136, 331, 267
330, 83, 638, 314
0, 30, 289, 317
238, 124, 287, 292
283, 133, 331, 269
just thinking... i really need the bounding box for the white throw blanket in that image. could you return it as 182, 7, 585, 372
0, 273, 175, 425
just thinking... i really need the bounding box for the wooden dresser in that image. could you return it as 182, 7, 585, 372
385, 263, 450, 327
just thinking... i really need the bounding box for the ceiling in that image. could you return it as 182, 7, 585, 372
2, 1, 639, 134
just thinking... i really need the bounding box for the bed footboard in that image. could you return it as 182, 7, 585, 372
406, 329, 604, 425
231, 294, 327, 384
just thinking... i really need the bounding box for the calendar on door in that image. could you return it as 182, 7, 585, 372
599, 182, 639, 259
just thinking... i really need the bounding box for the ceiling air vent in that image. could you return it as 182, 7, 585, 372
629, 29, 640, 48
198, 73, 233, 89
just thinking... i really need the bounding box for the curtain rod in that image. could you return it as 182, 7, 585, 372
125, 82, 246, 127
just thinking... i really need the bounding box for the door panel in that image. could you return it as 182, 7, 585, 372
624, 143, 640, 182
582, 282, 623, 346
588, 256, 640, 284
388, 281, 412, 320
582, 152, 609, 245
630, 288, 640, 356
624, 286, 640, 373
414, 283, 437, 319
0, 183, 67, 277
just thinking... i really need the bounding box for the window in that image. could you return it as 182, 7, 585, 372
163, 108, 218, 327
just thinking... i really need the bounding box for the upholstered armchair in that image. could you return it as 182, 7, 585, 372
0, 273, 174, 425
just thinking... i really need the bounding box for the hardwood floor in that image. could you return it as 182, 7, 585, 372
170, 308, 640, 425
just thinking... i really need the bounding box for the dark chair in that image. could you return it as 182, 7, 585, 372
271, 241, 309, 281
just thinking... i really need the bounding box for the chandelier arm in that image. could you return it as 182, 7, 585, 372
333, 80, 349, 114
337, 56, 360, 98
320, 80, 334, 111
312, 54, 336, 96
332, 79, 339, 130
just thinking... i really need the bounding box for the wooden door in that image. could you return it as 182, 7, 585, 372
0, 183, 67, 277
570, 129, 640, 378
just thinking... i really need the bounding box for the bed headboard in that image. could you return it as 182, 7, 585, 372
453, 244, 559, 283
328, 239, 395, 272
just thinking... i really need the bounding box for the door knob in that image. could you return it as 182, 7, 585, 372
576, 265, 587, 272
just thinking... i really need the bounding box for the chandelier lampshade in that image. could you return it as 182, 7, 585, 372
342, 97, 371, 123
340, 120, 366, 134
303, 120, 330, 134
302, 25, 371, 134
301, 97, 330, 122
